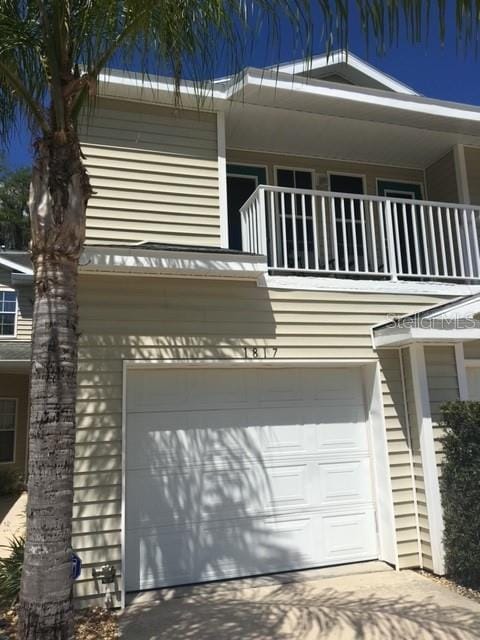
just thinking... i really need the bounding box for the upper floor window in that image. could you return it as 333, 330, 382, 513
0, 291, 17, 336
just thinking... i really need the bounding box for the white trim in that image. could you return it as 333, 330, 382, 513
217, 112, 229, 248
376, 178, 424, 199
409, 343, 445, 574
0, 289, 18, 340
455, 343, 469, 400
260, 274, 480, 296
373, 328, 480, 349
363, 362, 398, 567
399, 348, 423, 569
121, 356, 397, 598
0, 256, 32, 275
81, 247, 267, 280
120, 361, 127, 609
0, 397, 18, 465
273, 50, 418, 96
99, 66, 480, 129
453, 144, 471, 204
328, 171, 367, 195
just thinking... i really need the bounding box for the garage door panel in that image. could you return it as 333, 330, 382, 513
126, 507, 378, 591
125, 367, 378, 590
323, 511, 378, 560
318, 460, 374, 504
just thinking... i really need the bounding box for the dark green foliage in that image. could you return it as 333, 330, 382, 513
440, 401, 480, 588
0, 469, 24, 497
0, 536, 24, 606
0, 160, 30, 250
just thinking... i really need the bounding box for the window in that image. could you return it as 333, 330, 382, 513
0, 399, 16, 463
0, 291, 17, 336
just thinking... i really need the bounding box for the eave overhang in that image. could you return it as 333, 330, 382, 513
81, 246, 267, 280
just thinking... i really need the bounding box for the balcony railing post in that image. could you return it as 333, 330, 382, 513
240, 207, 249, 252
257, 187, 268, 256
384, 200, 398, 282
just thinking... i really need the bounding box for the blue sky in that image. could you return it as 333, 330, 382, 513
3, 5, 480, 171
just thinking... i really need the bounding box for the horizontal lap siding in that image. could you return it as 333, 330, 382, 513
379, 351, 419, 568
0, 268, 32, 340
73, 275, 446, 604
401, 348, 428, 569
424, 346, 459, 477
80, 99, 220, 247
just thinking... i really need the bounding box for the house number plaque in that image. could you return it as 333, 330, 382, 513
243, 346, 278, 359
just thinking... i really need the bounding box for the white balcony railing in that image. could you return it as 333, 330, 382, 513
240, 185, 480, 281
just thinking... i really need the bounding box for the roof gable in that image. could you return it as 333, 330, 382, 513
273, 50, 418, 95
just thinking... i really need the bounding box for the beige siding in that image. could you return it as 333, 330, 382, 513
464, 340, 480, 359
226, 149, 425, 196
464, 146, 480, 206
424, 346, 459, 466
401, 347, 431, 570
73, 274, 447, 604
379, 350, 420, 569
0, 268, 32, 341
80, 99, 220, 247
425, 150, 459, 203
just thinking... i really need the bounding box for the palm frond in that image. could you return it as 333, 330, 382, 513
0, 1, 479, 143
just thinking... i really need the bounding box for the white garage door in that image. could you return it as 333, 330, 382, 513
125, 366, 378, 591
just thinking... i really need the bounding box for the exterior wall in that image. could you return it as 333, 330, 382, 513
226, 149, 426, 196
0, 373, 29, 474
464, 146, 480, 205
80, 99, 220, 247
399, 347, 426, 569
73, 273, 447, 604
425, 150, 459, 203
424, 346, 459, 472
0, 267, 32, 341
464, 340, 480, 359
378, 349, 419, 569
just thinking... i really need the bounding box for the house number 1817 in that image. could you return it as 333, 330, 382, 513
243, 347, 278, 359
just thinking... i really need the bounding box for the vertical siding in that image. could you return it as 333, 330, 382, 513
0, 268, 32, 341
464, 146, 480, 206
73, 274, 447, 604
80, 98, 220, 247
425, 150, 459, 203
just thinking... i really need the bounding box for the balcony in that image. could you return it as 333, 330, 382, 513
240, 186, 480, 282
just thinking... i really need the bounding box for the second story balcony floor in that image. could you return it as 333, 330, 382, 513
240, 186, 480, 283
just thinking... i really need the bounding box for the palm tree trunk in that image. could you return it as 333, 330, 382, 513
17, 133, 91, 640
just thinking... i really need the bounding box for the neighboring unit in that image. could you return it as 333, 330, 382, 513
0, 252, 32, 474
4, 50, 480, 607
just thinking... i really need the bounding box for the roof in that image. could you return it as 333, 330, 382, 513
372, 293, 480, 348
0, 251, 32, 275
271, 50, 418, 95
0, 341, 31, 361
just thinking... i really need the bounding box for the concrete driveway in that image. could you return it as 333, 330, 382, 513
119, 562, 480, 640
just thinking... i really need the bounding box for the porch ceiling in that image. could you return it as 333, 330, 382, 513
225, 101, 480, 169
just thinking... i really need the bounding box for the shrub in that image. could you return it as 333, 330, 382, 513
0, 536, 24, 607
0, 469, 24, 497
440, 401, 480, 588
